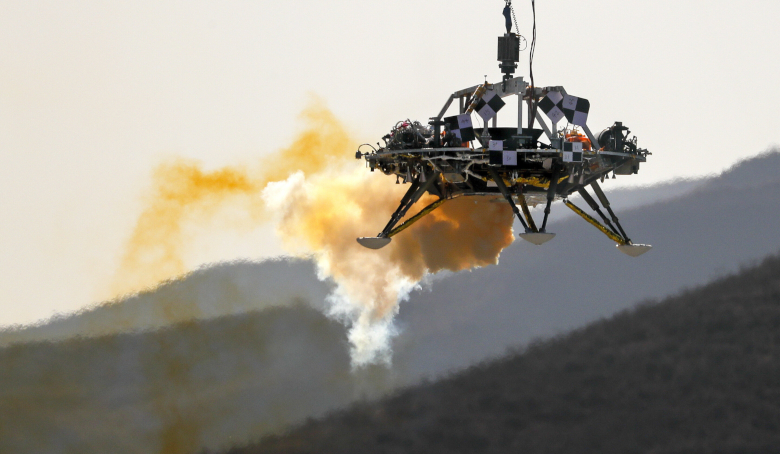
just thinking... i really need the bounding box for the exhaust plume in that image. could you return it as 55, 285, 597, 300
112, 99, 515, 366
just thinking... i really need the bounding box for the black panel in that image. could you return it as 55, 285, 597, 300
475, 127, 544, 149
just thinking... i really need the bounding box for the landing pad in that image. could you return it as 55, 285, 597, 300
519, 232, 556, 245
357, 237, 392, 250
617, 243, 652, 257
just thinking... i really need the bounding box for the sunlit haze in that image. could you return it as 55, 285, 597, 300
1, 0, 778, 327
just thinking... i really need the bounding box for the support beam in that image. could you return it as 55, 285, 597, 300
380, 172, 440, 236
435, 94, 456, 121
488, 168, 529, 232
517, 80, 523, 135
590, 181, 631, 243
517, 192, 538, 232
387, 199, 446, 238
381, 178, 420, 234
535, 113, 554, 141
541, 165, 560, 231
582, 124, 601, 150
563, 200, 625, 244
576, 187, 620, 237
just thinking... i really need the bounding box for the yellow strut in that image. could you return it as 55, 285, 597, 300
563, 199, 626, 245
466, 83, 489, 114
517, 192, 538, 232
514, 175, 568, 188
387, 199, 447, 238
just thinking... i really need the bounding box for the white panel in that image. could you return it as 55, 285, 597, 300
478, 105, 496, 121
547, 107, 564, 124
457, 113, 472, 129
563, 94, 578, 110
547, 91, 563, 104
503, 150, 517, 166
572, 111, 588, 126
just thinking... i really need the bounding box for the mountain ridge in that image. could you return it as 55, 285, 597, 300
0, 149, 778, 453
232, 251, 780, 454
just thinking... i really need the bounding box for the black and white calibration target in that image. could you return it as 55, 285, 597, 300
476, 90, 505, 122
563, 141, 583, 162
539, 91, 565, 124
444, 114, 476, 142
539, 91, 590, 127
562, 95, 589, 126
489, 139, 517, 165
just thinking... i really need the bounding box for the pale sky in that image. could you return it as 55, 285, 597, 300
1, 0, 778, 327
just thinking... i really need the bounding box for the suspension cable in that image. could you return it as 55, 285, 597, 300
510, 2, 519, 35
528, 0, 537, 130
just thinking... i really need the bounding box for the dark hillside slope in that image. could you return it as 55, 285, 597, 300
238, 252, 780, 454
395, 149, 780, 378
0, 151, 776, 453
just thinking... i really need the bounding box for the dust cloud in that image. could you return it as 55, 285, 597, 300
112, 99, 515, 366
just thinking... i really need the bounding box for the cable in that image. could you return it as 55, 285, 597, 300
528, 0, 537, 130
510, 1, 528, 50
510, 2, 519, 35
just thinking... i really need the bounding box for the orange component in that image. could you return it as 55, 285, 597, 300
564, 130, 592, 151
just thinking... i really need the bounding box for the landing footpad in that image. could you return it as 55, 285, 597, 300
519, 232, 556, 245
616, 243, 652, 257
357, 237, 392, 250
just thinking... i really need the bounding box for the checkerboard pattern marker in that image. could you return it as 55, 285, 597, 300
476, 90, 505, 122
444, 114, 475, 142
538, 91, 565, 124
562, 95, 590, 126
563, 141, 583, 162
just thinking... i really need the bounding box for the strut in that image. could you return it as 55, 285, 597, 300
488, 168, 529, 231
517, 191, 538, 232
563, 199, 625, 244
387, 198, 446, 238
590, 181, 630, 243
576, 187, 621, 239
540, 164, 560, 231
379, 171, 440, 237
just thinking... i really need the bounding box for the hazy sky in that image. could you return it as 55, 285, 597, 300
1, 0, 778, 326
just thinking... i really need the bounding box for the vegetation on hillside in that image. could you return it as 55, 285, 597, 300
229, 253, 780, 454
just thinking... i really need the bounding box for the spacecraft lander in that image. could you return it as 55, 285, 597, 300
356, 1, 652, 257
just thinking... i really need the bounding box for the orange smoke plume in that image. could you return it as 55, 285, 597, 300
110, 101, 349, 297
112, 99, 515, 366
111, 161, 259, 297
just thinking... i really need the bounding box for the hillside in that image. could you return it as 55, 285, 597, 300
0, 162, 709, 348
393, 150, 780, 377
0, 151, 777, 453
232, 251, 780, 454
0, 258, 331, 347
0, 304, 356, 454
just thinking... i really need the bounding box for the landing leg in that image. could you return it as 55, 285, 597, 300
517, 191, 538, 232
488, 168, 529, 231
585, 181, 652, 257
576, 187, 620, 238
590, 181, 630, 243
380, 178, 421, 235
490, 168, 555, 245
540, 164, 560, 232
357, 171, 441, 249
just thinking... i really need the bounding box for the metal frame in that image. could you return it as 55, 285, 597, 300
358, 74, 651, 255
